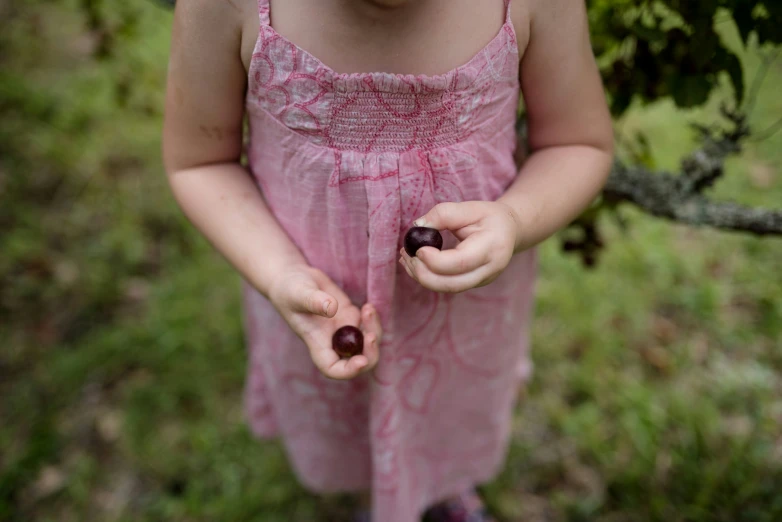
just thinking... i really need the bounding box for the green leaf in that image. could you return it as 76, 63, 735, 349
717, 49, 745, 104
631, 21, 668, 43
689, 27, 719, 69
669, 74, 713, 108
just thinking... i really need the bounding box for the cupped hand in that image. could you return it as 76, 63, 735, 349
267, 265, 382, 380
399, 201, 521, 294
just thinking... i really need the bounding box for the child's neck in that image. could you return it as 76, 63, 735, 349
359, 0, 421, 7
341, 0, 430, 16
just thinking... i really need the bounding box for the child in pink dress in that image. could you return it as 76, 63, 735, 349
163, 0, 613, 520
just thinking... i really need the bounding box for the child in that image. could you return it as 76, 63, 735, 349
162, 0, 613, 520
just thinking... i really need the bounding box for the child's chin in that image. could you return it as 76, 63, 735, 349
363, 0, 417, 8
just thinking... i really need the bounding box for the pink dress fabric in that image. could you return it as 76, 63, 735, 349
241, 1, 537, 520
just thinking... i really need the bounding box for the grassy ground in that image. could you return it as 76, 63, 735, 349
1, 1, 780, 521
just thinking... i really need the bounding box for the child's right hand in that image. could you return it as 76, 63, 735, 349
267, 265, 382, 380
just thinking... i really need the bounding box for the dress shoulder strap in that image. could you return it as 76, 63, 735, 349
258, 0, 270, 26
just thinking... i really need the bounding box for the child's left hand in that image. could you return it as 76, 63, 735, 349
399, 201, 522, 294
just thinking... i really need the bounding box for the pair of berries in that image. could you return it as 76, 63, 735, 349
332, 227, 443, 357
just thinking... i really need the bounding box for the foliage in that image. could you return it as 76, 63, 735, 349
588, 0, 782, 115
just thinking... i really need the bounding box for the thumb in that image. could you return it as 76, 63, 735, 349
291, 283, 338, 318
414, 202, 478, 232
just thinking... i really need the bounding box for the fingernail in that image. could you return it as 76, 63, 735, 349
414, 218, 425, 227
322, 301, 331, 315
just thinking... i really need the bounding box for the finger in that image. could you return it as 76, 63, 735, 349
360, 303, 383, 343
292, 287, 339, 317
400, 256, 415, 280
358, 332, 380, 372
405, 237, 489, 276
305, 329, 340, 368
359, 305, 382, 371
407, 256, 494, 294
413, 201, 482, 233
323, 355, 371, 380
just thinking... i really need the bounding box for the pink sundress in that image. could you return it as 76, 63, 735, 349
241, 1, 538, 520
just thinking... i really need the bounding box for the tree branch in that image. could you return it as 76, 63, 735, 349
604, 107, 782, 236
604, 162, 782, 236
517, 109, 782, 237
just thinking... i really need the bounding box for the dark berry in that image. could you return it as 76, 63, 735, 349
332, 326, 364, 358
404, 227, 443, 257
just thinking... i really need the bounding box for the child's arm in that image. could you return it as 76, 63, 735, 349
400, 0, 613, 293
499, 0, 614, 248
163, 0, 380, 379
163, 0, 294, 296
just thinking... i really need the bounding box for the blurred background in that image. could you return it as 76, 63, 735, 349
1, 0, 780, 521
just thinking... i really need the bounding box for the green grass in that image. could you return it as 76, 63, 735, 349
1, 2, 780, 521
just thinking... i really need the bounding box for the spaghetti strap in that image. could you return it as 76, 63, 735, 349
258, 0, 270, 26
504, 0, 512, 21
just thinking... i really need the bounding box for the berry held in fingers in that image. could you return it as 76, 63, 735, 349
332, 326, 364, 358
404, 227, 443, 257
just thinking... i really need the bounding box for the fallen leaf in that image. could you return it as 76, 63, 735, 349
689, 333, 710, 364
640, 344, 673, 375
31, 465, 66, 499
652, 315, 679, 345
54, 259, 79, 286
96, 409, 123, 443
124, 277, 150, 303
749, 161, 775, 188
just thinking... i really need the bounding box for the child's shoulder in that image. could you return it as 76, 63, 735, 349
515, 0, 585, 34
174, 0, 258, 71
511, 0, 587, 55
509, 0, 532, 56
176, 0, 247, 22
175, 0, 263, 36
173, 0, 247, 41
